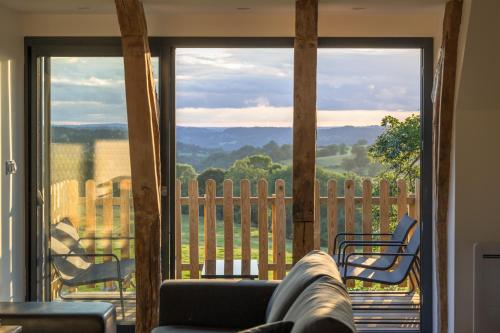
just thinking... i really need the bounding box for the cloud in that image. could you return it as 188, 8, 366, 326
52, 76, 124, 87
177, 106, 417, 127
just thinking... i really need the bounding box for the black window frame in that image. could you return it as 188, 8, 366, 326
25, 36, 433, 333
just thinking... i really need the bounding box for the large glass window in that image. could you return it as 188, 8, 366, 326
47, 57, 158, 323
175, 48, 294, 279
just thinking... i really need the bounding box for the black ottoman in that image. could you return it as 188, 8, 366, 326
0, 302, 116, 333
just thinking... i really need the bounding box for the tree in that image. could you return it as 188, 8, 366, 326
176, 163, 198, 196
368, 115, 420, 185
197, 168, 225, 196
339, 143, 348, 155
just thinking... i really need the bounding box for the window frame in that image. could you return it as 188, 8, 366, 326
25, 36, 433, 333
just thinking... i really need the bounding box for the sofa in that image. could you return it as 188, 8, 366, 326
153, 251, 355, 333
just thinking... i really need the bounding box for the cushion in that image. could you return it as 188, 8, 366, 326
283, 276, 355, 333
238, 321, 293, 333
153, 326, 236, 333
265, 250, 341, 322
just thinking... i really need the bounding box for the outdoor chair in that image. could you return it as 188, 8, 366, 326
342, 225, 421, 289
50, 218, 135, 319
333, 214, 417, 271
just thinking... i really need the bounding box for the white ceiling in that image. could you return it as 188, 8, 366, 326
0, 0, 446, 14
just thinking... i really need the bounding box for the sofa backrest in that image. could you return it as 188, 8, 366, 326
283, 276, 355, 333
265, 250, 342, 323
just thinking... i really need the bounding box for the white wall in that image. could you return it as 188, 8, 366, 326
451, 0, 500, 332
0, 4, 25, 301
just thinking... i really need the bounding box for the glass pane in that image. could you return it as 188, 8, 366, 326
316, 48, 422, 288
48, 57, 158, 323
175, 48, 293, 279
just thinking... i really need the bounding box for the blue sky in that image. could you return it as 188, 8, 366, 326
51, 48, 420, 126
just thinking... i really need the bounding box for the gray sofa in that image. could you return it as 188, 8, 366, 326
154, 251, 355, 333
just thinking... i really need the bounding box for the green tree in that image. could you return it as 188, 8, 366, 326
368, 115, 421, 186
339, 143, 348, 155
176, 163, 198, 196
197, 168, 225, 196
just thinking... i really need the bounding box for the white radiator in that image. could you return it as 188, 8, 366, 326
473, 242, 500, 333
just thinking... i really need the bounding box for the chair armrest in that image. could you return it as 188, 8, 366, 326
333, 232, 392, 254
337, 240, 405, 263
159, 279, 280, 329
343, 252, 418, 276
51, 253, 122, 281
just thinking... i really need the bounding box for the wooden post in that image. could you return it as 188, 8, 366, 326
174, 180, 182, 279
103, 181, 114, 289
313, 180, 321, 250
275, 180, 286, 279
379, 179, 390, 248
115, 1, 162, 331
120, 179, 131, 259
204, 180, 216, 275
85, 180, 96, 287
434, 2, 463, 332
344, 180, 355, 288
292, 0, 318, 264
362, 179, 372, 288
240, 180, 251, 275
258, 179, 269, 280
223, 180, 234, 275
327, 180, 337, 254
68, 180, 80, 232
188, 180, 199, 279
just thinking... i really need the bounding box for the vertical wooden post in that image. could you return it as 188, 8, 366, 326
397, 179, 408, 220
115, 1, 162, 330
258, 179, 269, 280
327, 180, 337, 254
103, 181, 114, 289
362, 179, 372, 288
275, 180, 286, 279
204, 180, 216, 275
292, 0, 318, 264
174, 180, 182, 279
379, 179, 390, 247
434, 3, 463, 331
344, 180, 355, 288
240, 180, 251, 275
120, 179, 131, 259
313, 180, 321, 250
85, 180, 96, 287
188, 180, 199, 279
68, 180, 80, 232
223, 180, 234, 275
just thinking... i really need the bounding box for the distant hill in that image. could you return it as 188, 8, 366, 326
52, 124, 384, 150
177, 126, 384, 150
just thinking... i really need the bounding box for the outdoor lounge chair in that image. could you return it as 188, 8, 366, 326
50, 218, 135, 319
333, 214, 417, 271
342, 225, 421, 289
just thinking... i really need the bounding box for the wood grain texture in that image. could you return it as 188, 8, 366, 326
379, 179, 390, 247
275, 180, 286, 279
397, 179, 408, 220
314, 180, 321, 250
120, 179, 131, 259
223, 180, 234, 269
433, 2, 463, 332
115, 1, 162, 331
344, 179, 355, 288
362, 180, 372, 288
174, 180, 182, 279
204, 179, 216, 273
292, 0, 318, 264
188, 180, 199, 279
327, 180, 337, 254
258, 179, 269, 280
240, 180, 251, 275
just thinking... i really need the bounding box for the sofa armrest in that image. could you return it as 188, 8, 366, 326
159, 279, 280, 329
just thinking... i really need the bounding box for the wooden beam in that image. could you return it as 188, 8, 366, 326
433, 1, 463, 333
114, 1, 162, 333
292, 0, 318, 263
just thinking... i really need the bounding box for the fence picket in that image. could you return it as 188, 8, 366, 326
85, 180, 96, 287
379, 179, 390, 247
344, 179, 355, 288
362, 179, 373, 288
204, 180, 216, 275
314, 180, 321, 250
240, 180, 251, 275
258, 179, 268, 280
120, 180, 131, 260
103, 181, 113, 288
327, 180, 337, 254
188, 180, 199, 278
275, 180, 286, 279
397, 179, 408, 220
175, 180, 182, 279
223, 180, 234, 275
68, 180, 80, 232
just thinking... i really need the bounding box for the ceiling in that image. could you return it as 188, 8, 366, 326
0, 0, 446, 14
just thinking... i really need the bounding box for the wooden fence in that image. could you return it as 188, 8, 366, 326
175, 178, 420, 285
50, 177, 419, 287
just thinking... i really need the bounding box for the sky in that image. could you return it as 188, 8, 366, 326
51, 48, 421, 127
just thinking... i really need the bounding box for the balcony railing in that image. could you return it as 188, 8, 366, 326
50, 177, 419, 292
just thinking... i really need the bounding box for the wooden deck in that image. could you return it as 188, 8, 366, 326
59, 291, 420, 331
